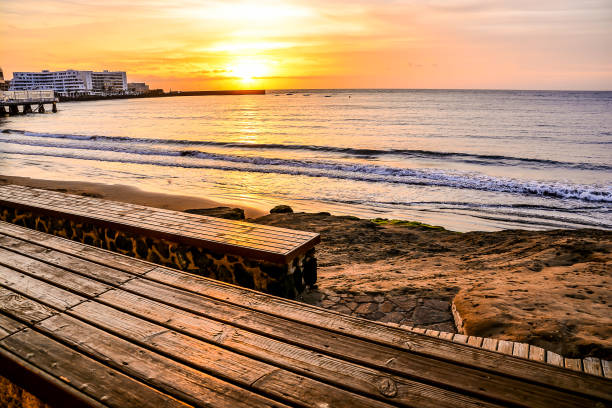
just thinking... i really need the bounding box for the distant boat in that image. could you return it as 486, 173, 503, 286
324, 95, 332, 97
286, 93, 294, 95
303, 94, 310, 96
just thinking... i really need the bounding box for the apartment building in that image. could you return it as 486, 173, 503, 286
10, 69, 127, 95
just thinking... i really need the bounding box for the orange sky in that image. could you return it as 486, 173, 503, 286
1, 1, 611, 91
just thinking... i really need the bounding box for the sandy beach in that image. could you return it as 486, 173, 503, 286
2, 175, 610, 360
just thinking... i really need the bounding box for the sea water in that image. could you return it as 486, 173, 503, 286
0, 89, 610, 231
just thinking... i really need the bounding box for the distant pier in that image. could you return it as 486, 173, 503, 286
0, 90, 58, 115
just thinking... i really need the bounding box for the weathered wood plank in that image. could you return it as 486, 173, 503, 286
113, 279, 598, 408
0, 265, 85, 310
0, 287, 57, 326
481, 338, 498, 352
0, 347, 107, 408
495, 340, 513, 355
39, 312, 385, 408
467, 337, 483, 347
0, 248, 111, 296
513, 343, 529, 359
564, 358, 583, 372
528, 346, 546, 363
582, 358, 603, 377
1, 329, 192, 408
602, 360, 612, 379
0, 313, 25, 340
37, 314, 288, 408
95, 288, 502, 408
439, 332, 454, 341
424, 329, 440, 337
0, 236, 135, 285
139, 266, 612, 401
546, 351, 564, 367
0, 222, 155, 275
453, 334, 468, 344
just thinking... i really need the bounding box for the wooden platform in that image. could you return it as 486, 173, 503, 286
0, 221, 610, 408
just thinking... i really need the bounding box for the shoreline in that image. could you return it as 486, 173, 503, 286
1, 175, 610, 359
0, 175, 267, 218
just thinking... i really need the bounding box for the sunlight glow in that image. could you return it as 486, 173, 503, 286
229, 59, 270, 82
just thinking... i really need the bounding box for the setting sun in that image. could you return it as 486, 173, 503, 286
229, 59, 270, 83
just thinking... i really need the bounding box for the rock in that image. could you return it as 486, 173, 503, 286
412, 306, 452, 325
423, 299, 450, 311
270, 205, 293, 214
379, 301, 395, 313
354, 302, 378, 315
379, 311, 405, 323
185, 207, 245, 220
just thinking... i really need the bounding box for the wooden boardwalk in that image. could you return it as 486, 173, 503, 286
0, 221, 610, 408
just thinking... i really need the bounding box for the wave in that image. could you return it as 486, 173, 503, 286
3, 128, 610, 172
1, 138, 610, 203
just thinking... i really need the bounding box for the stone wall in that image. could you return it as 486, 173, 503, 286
0, 206, 316, 299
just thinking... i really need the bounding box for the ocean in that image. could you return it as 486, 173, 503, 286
0, 89, 610, 232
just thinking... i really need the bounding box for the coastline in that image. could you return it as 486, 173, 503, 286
1, 175, 610, 359
0, 175, 266, 218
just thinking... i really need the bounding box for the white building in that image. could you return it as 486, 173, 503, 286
10, 69, 127, 96
91, 70, 127, 94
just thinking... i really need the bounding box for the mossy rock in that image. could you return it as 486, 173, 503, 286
370, 218, 445, 230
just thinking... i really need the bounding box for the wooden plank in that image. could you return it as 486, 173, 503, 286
95, 288, 502, 408
439, 332, 454, 341
0, 236, 135, 285
453, 334, 468, 344
0, 247, 111, 296
467, 337, 483, 347
582, 358, 603, 377
39, 313, 385, 408
0, 346, 107, 408
529, 346, 546, 363
0, 313, 26, 340
546, 351, 564, 367
1, 329, 192, 408
0, 221, 155, 275
513, 343, 529, 359
0, 287, 57, 326
113, 279, 597, 408
412, 327, 426, 334
602, 360, 612, 379
424, 329, 440, 337
564, 358, 583, 372
139, 266, 612, 401
496, 340, 514, 355
481, 338, 498, 352
0, 265, 85, 311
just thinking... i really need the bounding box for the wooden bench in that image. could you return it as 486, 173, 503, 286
0, 221, 610, 408
0, 184, 319, 298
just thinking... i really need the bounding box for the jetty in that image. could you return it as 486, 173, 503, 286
0, 90, 58, 115
0, 185, 609, 407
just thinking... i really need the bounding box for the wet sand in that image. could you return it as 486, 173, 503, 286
2, 175, 610, 359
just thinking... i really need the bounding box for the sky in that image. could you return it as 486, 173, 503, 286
1, 0, 611, 91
